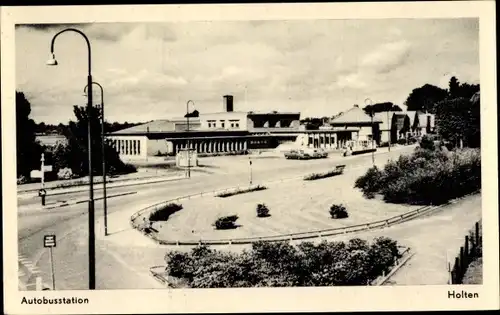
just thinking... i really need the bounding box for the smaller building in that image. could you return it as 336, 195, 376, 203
328, 104, 382, 146
36, 133, 67, 147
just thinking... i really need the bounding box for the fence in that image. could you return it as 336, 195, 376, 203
449, 220, 482, 284
130, 170, 478, 247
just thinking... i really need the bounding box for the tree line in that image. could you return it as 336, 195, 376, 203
16, 91, 138, 181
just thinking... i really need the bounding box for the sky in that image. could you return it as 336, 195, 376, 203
15, 19, 479, 125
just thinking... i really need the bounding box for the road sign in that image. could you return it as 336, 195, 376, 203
44, 235, 56, 248
30, 170, 43, 178
43, 165, 53, 172
38, 189, 47, 197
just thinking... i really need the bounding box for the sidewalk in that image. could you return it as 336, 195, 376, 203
17, 173, 187, 200
17, 167, 185, 193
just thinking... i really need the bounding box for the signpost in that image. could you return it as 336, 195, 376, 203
249, 158, 253, 185
31, 153, 53, 206
43, 235, 56, 290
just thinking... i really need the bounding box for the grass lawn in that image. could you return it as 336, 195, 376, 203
154, 170, 421, 242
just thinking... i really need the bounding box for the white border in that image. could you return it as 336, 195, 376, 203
2, 2, 498, 314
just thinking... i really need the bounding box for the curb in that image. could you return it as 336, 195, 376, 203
27, 191, 138, 210
18, 176, 185, 199
372, 248, 416, 286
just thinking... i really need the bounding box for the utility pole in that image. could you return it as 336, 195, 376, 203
387, 110, 391, 152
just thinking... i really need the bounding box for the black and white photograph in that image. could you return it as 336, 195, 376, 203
2, 2, 498, 314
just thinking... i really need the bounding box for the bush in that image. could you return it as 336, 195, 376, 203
214, 215, 239, 230
216, 185, 267, 198
354, 148, 481, 205
164, 238, 403, 288
57, 167, 74, 180
354, 166, 383, 198
304, 167, 345, 181
329, 204, 348, 219
256, 204, 270, 217
397, 138, 407, 145
419, 134, 435, 151
149, 203, 183, 221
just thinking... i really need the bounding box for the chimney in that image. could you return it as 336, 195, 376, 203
223, 95, 234, 112
353, 104, 359, 108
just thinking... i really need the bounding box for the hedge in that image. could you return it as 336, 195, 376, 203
216, 185, 267, 198
164, 237, 402, 288
149, 203, 183, 221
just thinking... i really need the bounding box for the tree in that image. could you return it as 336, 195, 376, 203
362, 102, 402, 114
448, 76, 460, 99
448, 76, 480, 100
184, 110, 199, 118
404, 84, 448, 113
58, 105, 136, 176
435, 97, 480, 148
16, 91, 43, 178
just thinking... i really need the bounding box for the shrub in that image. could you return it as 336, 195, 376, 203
149, 203, 183, 221
216, 185, 267, 198
354, 166, 383, 198
329, 204, 348, 219
397, 138, 407, 145
304, 167, 345, 181
57, 167, 74, 180
256, 203, 270, 217
419, 134, 435, 151
354, 148, 480, 205
214, 215, 239, 230
165, 238, 402, 288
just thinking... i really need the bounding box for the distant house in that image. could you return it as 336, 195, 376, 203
328, 104, 382, 146
414, 112, 436, 136
373, 111, 402, 145
36, 134, 67, 147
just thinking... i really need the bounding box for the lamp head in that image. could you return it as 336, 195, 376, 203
46, 53, 58, 66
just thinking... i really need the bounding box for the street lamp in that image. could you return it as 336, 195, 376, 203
186, 100, 195, 178
365, 98, 375, 166
84, 82, 108, 237
47, 28, 96, 290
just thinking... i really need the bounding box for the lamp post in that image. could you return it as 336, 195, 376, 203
365, 98, 375, 166
186, 100, 195, 178
387, 109, 391, 152
47, 28, 96, 290
84, 82, 108, 237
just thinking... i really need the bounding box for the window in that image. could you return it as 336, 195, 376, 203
236, 123, 239, 128
222, 122, 225, 128
231, 123, 234, 128
208, 123, 212, 127
138, 140, 141, 155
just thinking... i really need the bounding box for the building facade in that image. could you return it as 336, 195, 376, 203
107, 97, 437, 161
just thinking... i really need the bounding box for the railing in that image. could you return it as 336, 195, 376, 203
448, 220, 482, 284
130, 172, 479, 247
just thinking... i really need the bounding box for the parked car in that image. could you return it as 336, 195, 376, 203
284, 148, 327, 159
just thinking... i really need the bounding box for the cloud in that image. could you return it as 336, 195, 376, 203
15, 19, 479, 124
336, 73, 368, 90
360, 40, 411, 74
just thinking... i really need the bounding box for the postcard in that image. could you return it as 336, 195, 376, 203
2, 1, 498, 314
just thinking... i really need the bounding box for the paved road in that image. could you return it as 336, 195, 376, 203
17, 146, 415, 290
